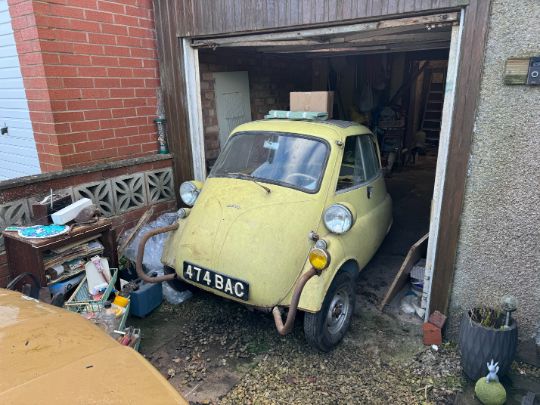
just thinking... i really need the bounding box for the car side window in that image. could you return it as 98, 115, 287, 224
359, 135, 380, 180
336, 135, 366, 191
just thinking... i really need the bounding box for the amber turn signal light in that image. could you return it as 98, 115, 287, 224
309, 248, 330, 271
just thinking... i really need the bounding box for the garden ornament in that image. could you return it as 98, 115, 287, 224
501, 295, 517, 329
486, 360, 499, 383
475, 359, 506, 405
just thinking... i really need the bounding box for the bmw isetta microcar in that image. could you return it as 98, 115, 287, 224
136, 117, 392, 351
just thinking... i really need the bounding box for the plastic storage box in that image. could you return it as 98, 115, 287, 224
129, 279, 163, 318
64, 269, 118, 313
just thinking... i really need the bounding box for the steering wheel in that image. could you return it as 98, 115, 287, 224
284, 173, 317, 185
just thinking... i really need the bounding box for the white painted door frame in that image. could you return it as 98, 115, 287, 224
422, 11, 464, 318
182, 38, 206, 181
181, 12, 465, 315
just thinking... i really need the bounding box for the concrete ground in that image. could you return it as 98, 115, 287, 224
130, 154, 539, 403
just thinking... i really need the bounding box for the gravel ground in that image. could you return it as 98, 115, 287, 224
132, 287, 464, 404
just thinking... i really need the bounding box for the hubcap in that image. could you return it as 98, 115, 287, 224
325, 287, 351, 335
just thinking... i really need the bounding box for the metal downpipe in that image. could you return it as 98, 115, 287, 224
272, 267, 318, 335
135, 223, 179, 283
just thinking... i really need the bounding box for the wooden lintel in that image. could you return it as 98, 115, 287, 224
191, 12, 459, 48
269, 41, 451, 57
256, 31, 451, 53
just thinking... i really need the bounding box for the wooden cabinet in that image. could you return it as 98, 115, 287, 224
2, 220, 118, 287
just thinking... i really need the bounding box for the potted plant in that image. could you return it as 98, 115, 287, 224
458, 297, 518, 381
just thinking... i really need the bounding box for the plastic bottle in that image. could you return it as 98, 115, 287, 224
95, 301, 119, 335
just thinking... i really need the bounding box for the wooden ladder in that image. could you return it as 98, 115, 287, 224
420, 69, 446, 144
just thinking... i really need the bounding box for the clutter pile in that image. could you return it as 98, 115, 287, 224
63, 257, 139, 348
399, 258, 426, 319
1, 194, 154, 351
123, 212, 192, 306
2, 190, 194, 351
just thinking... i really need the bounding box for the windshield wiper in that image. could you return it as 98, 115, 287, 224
227, 172, 271, 194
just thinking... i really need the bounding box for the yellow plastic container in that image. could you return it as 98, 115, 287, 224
113, 295, 130, 308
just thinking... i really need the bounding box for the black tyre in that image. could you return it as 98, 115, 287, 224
304, 271, 355, 352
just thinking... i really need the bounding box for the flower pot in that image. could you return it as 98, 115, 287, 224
458, 310, 518, 381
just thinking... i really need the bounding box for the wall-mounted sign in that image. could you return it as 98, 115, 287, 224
504, 57, 540, 85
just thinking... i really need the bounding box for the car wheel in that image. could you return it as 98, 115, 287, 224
303, 271, 355, 352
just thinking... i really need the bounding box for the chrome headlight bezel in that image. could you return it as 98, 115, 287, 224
323, 204, 353, 234
179, 181, 200, 206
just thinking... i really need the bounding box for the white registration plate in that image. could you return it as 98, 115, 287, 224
183, 262, 249, 301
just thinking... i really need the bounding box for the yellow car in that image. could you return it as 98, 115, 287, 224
143, 119, 392, 351
0, 289, 186, 404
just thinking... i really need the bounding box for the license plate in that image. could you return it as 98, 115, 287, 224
183, 262, 249, 301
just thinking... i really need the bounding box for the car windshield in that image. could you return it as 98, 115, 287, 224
209, 131, 329, 192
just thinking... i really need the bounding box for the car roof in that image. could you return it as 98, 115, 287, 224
0, 289, 186, 404
231, 119, 372, 141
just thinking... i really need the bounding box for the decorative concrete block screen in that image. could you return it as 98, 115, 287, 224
0, 199, 32, 247
0, 167, 174, 250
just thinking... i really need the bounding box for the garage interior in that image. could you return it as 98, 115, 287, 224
191, 15, 456, 322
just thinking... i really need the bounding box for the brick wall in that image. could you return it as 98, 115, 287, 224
8, 0, 160, 171
198, 49, 313, 162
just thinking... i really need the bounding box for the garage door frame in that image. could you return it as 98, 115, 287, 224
171, 2, 491, 317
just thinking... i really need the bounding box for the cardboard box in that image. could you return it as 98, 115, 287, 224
290, 91, 334, 118
32, 193, 73, 225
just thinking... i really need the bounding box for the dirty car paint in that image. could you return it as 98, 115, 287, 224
0, 290, 186, 404
163, 119, 392, 313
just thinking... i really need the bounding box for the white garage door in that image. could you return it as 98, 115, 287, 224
0, 0, 40, 180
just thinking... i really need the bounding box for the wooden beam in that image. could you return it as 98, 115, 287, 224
389, 61, 430, 105
256, 31, 451, 53
271, 41, 451, 57
191, 12, 459, 48
428, 0, 492, 316
182, 39, 207, 181
423, 16, 463, 317
341, 23, 452, 42
153, 0, 193, 200
380, 233, 429, 311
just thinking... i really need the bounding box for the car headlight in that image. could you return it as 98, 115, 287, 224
323, 204, 353, 234
179, 181, 200, 206
309, 247, 330, 270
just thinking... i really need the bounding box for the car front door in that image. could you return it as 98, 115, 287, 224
328, 133, 389, 269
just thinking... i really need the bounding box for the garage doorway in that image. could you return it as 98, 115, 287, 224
182, 11, 464, 320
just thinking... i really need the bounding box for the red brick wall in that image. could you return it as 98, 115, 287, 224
8, 0, 160, 172
198, 49, 313, 162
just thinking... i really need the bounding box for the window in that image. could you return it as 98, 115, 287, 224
337, 135, 380, 191
210, 131, 329, 193
359, 135, 380, 180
